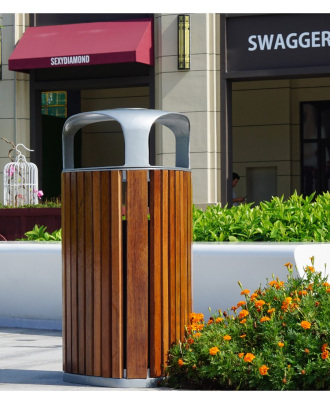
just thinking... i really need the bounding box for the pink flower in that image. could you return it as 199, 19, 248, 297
37, 190, 44, 198
8, 166, 16, 177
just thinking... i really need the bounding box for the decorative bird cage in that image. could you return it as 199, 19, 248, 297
3, 144, 39, 206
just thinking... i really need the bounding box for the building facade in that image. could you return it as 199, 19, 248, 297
1, 13, 330, 207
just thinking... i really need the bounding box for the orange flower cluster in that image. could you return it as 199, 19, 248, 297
189, 312, 204, 324
268, 280, 284, 289
241, 289, 250, 295
209, 346, 220, 355
259, 365, 269, 375
178, 358, 184, 367
260, 316, 270, 323
321, 343, 329, 360
239, 309, 249, 319
243, 353, 255, 363
223, 335, 231, 341
278, 342, 284, 347
301, 320, 311, 330
254, 300, 266, 308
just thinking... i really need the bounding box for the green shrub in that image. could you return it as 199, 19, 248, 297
163, 259, 330, 390
19, 225, 62, 241
193, 192, 330, 242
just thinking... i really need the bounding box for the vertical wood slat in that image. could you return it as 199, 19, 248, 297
62, 173, 71, 372
110, 170, 124, 378
84, 171, 94, 376
70, 172, 78, 374
77, 173, 86, 375
126, 170, 149, 379
161, 170, 169, 371
149, 170, 162, 377
168, 171, 176, 346
101, 171, 111, 378
92, 171, 102, 377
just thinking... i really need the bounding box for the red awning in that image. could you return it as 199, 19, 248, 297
8, 19, 153, 72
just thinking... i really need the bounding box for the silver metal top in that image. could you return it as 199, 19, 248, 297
62, 108, 190, 170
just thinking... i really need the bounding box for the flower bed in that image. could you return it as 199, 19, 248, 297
164, 260, 330, 390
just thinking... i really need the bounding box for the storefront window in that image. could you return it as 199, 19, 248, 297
41, 91, 67, 117
301, 101, 330, 196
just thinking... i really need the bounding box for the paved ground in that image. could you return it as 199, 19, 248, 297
0, 327, 169, 392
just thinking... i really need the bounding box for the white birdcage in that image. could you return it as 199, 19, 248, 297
3, 144, 39, 206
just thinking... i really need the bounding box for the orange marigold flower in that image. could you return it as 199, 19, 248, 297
321, 343, 328, 352
244, 353, 255, 363
301, 370, 306, 375
189, 313, 204, 324
207, 318, 214, 325
284, 262, 293, 270
321, 350, 329, 360
267, 308, 275, 314
241, 289, 250, 295
209, 346, 220, 356
315, 301, 320, 307
304, 348, 310, 354
215, 317, 223, 323
239, 310, 249, 319
237, 301, 246, 308
305, 266, 315, 273
187, 337, 194, 344
259, 365, 269, 375
223, 335, 231, 341
254, 300, 266, 308
278, 342, 284, 347
260, 316, 270, 323
250, 293, 258, 300
240, 334, 246, 338
326, 288, 330, 293
178, 358, 184, 367
322, 282, 330, 287
240, 318, 247, 324
231, 306, 238, 311
238, 352, 244, 358
298, 290, 308, 296
301, 321, 311, 330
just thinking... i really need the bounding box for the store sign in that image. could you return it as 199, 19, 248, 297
50, 55, 90, 66
226, 14, 330, 73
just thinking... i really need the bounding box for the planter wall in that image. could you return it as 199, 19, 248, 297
0, 208, 61, 241
0, 242, 329, 331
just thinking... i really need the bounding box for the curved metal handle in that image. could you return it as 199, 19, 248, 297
62, 108, 190, 170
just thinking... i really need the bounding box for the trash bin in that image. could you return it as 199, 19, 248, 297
61, 108, 192, 388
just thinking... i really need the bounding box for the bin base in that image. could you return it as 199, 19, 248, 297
63, 371, 160, 388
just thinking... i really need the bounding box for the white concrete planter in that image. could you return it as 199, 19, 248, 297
0, 242, 62, 330
0, 241, 329, 330
192, 242, 330, 319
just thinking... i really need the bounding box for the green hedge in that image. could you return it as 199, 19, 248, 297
193, 192, 330, 242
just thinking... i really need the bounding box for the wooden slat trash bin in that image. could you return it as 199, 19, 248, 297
61, 109, 192, 388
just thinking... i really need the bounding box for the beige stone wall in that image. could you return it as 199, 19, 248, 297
232, 77, 330, 203
154, 13, 221, 204
0, 13, 30, 203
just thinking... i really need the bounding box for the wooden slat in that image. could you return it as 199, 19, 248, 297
168, 170, 177, 345
70, 172, 78, 374
100, 171, 111, 377
149, 170, 162, 377
126, 170, 149, 379
110, 170, 123, 378
92, 171, 102, 377
62, 172, 71, 372
84, 171, 94, 376
175, 171, 182, 341
161, 170, 169, 372
181, 172, 188, 333
77, 172, 86, 375
186, 172, 193, 317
